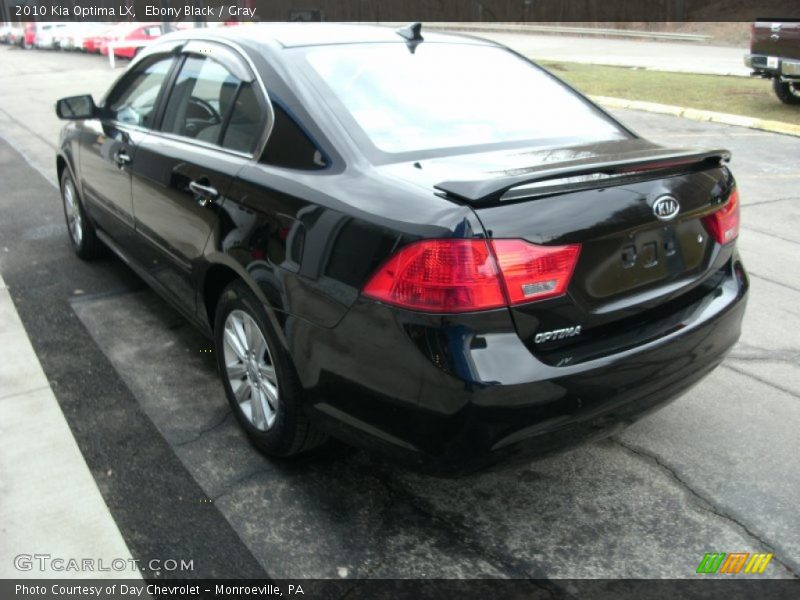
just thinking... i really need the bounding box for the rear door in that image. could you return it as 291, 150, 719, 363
129, 42, 269, 313
78, 54, 175, 249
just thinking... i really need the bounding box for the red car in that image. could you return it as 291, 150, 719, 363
83, 26, 114, 53
23, 23, 36, 49
99, 23, 163, 59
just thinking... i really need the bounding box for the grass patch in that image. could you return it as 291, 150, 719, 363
538, 61, 800, 126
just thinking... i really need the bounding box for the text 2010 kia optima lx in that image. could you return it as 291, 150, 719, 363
55, 24, 748, 474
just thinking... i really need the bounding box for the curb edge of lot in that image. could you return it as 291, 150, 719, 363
591, 95, 800, 137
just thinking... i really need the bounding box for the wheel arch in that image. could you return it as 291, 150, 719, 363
199, 258, 288, 346
201, 262, 241, 332
56, 153, 70, 187
56, 149, 78, 190
56, 155, 67, 183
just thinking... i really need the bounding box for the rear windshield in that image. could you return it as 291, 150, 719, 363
303, 43, 627, 155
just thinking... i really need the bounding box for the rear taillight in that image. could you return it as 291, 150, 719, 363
362, 239, 581, 313
703, 188, 740, 245
491, 240, 581, 305
362, 239, 506, 313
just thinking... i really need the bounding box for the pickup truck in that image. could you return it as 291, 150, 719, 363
745, 20, 800, 104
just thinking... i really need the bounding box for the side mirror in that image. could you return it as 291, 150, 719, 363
55, 95, 97, 120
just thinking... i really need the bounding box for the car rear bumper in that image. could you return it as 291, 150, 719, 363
295, 257, 748, 474
745, 53, 800, 78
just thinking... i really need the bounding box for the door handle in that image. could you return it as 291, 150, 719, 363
113, 149, 131, 167
188, 180, 220, 206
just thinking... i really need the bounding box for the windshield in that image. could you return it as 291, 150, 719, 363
304, 43, 627, 155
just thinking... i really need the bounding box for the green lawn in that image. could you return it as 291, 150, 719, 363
538, 61, 800, 126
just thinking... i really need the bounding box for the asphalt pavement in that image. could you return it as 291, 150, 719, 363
0, 44, 799, 580
449, 30, 751, 76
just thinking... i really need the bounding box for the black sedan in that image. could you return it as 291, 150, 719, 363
55, 23, 748, 474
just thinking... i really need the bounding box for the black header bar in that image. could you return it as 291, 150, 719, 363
1, 0, 799, 23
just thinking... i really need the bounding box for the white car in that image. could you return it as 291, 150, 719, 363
0, 23, 24, 45
61, 22, 105, 51
34, 22, 68, 49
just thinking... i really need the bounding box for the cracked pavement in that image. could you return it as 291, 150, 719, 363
1, 45, 799, 579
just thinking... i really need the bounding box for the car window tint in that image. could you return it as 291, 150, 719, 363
261, 103, 325, 169
305, 44, 627, 154
161, 56, 237, 143
107, 56, 174, 128
161, 55, 264, 154
221, 82, 263, 154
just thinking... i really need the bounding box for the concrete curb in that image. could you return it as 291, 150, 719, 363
591, 95, 800, 137
0, 273, 139, 579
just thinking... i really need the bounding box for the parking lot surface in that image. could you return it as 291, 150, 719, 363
465, 30, 750, 76
0, 45, 799, 580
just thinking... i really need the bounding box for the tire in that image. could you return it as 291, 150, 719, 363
60, 169, 106, 259
773, 78, 800, 105
214, 281, 326, 457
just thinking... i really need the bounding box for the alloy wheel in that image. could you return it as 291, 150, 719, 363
222, 309, 279, 431
63, 178, 83, 246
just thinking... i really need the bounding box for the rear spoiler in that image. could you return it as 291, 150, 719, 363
434, 148, 731, 204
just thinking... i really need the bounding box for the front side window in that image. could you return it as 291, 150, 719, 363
106, 56, 174, 128
304, 43, 627, 155
161, 55, 264, 153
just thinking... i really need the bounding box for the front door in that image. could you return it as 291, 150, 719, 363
78, 54, 175, 248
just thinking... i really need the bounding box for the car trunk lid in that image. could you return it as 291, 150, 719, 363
431, 139, 730, 205
390, 138, 736, 365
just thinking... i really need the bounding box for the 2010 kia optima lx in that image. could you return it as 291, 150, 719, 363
55, 23, 748, 474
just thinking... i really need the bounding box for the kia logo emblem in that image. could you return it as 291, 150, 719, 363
652, 195, 680, 221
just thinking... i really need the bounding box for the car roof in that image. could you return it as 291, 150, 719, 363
175, 22, 495, 50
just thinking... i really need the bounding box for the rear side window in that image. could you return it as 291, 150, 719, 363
261, 103, 327, 170
161, 56, 236, 142
222, 82, 263, 153
106, 55, 174, 128
161, 55, 264, 153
